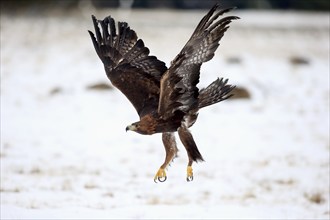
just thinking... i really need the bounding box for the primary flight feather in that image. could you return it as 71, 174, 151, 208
88, 3, 239, 182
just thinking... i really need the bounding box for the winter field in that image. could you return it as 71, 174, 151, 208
1, 6, 329, 219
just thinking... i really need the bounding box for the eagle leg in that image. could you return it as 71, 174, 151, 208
154, 132, 178, 183
178, 123, 204, 182
154, 168, 167, 183
187, 166, 194, 182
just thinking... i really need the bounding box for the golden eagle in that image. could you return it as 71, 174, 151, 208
88, 3, 239, 182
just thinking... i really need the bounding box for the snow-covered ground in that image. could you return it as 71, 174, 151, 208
1, 6, 329, 219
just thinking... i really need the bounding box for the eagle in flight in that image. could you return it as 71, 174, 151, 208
88, 3, 239, 182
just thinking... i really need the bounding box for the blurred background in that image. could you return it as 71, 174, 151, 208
1, 0, 329, 219
1, 0, 330, 11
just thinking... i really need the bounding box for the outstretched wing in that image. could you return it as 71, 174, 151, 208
88, 15, 167, 117
158, 4, 239, 119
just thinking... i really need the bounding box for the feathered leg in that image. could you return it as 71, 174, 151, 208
154, 132, 178, 183
178, 123, 204, 182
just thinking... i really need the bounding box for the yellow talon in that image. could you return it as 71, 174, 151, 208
154, 168, 167, 183
187, 166, 193, 182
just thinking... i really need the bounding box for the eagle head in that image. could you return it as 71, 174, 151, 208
125, 117, 156, 135
126, 123, 138, 132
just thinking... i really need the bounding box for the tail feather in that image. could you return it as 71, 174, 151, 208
198, 78, 235, 109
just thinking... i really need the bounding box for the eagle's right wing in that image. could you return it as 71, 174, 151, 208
89, 16, 167, 117
158, 4, 239, 120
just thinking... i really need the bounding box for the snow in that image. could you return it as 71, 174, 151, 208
1, 7, 329, 219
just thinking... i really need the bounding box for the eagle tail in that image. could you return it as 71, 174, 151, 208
198, 78, 235, 109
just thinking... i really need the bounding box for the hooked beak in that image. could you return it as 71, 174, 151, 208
126, 124, 137, 132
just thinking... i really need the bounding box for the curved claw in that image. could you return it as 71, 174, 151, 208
186, 166, 194, 182
154, 168, 167, 183
158, 176, 167, 182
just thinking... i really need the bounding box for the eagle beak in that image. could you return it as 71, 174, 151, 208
126, 124, 137, 132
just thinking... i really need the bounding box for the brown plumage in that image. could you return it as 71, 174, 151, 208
88, 3, 239, 182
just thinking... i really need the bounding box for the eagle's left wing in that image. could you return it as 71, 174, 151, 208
158, 4, 239, 120
89, 15, 168, 117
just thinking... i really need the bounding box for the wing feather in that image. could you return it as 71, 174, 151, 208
158, 4, 239, 119
89, 15, 167, 117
